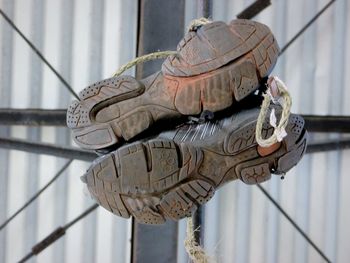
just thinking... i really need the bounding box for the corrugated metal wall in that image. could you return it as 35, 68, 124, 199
0, 0, 137, 262
1, 0, 349, 262
182, 0, 350, 263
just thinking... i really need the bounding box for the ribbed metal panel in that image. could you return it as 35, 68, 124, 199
181, 0, 350, 263
1, 0, 350, 263
0, 0, 137, 262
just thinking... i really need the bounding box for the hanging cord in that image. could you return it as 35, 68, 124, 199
112, 51, 178, 77
184, 217, 214, 263
1, 1, 334, 260
187, 17, 211, 31
112, 17, 287, 262
113, 17, 214, 262
255, 76, 292, 147
186, 18, 213, 262
114, 17, 292, 151
112, 18, 212, 78
113, 18, 290, 262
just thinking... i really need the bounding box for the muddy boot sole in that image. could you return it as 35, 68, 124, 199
81, 108, 307, 224
67, 19, 279, 150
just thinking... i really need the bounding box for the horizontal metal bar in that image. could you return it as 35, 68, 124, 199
303, 115, 350, 133
0, 137, 96, 161
306, 138, 350, 154
236, 0, 271, 19
2, 109, 350, 133
0, 135, 349, 165
0, 108, 67, 126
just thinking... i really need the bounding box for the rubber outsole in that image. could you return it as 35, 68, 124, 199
82, 108, 307, 224
67, 20, 279, 150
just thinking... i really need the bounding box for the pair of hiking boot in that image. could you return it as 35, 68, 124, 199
67, 19, 307, 225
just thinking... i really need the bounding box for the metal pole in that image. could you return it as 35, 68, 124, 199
131, 1, 184, 263
198, 0, 212, 19
0, 135, 349, 161
190, 0, 213, 246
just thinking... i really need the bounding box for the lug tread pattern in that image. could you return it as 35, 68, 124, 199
82, 111, 308, 224
240, 163, 271, 184
68, 20, 279, 150
81, 139, 214, 224
159, 180, 215, 220
162, 19, 279, 77
82, 154, 130, 218
67, 75, 145, 148
225, 122, 274, 154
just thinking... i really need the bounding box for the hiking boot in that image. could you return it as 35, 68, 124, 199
81, 106, 307, 224
67, 19, 280, 150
